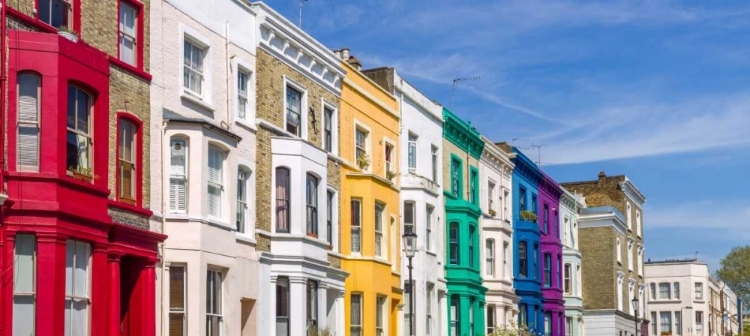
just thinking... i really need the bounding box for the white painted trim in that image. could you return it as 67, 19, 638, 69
233, 57, 256, 127
282, 76, 309, 140
321, 98, 338, 155
353, 119, 372, 173
179, 23, 213, 104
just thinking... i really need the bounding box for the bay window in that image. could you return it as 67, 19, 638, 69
65, 240, 91, 336
376, 296, 385, 336
544, 253, 551, 287
351, 199, 362, 253
17, 73, 40, 172
449, 222, 459, 265
327, 190, 334, 246
66, 85, 92, 175
306, 280, 318, 329
169, 265, 186, 336
207, 145, 224, 218
276, 277, 289, 336
403, 201, 415, 234
14, 234, 36, 336
375, 204, 384, 257
519, 241, 528, 278
486, 239, 495, 276
206, 270, 223, 336
351, 293, 362, 336
275, 167, 290, 233
169, 138, 188, 213
450, 295, 460, 335
306, 173, 318, 236
237, 168, 250, 233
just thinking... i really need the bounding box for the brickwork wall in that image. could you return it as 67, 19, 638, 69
109, 66, 151, 208
579, 226, 616, 309
254, 48, 341, 255
7, 0, 34, 17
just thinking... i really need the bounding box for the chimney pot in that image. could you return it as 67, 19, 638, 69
334, 49, 341, 59
598, 171, 606, 179
342, 48, 350, 60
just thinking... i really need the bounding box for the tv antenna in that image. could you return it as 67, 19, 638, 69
299, 0, 308, 28
530, 143, 546, 167
451, 76, 480, 109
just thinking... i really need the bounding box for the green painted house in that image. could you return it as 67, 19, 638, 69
442, 108, 487, 336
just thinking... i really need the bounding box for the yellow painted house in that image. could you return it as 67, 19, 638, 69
338, 52, 402, 336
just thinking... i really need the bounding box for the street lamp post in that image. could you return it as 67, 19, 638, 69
632, 297, 640, 336
402, 230, 417, 336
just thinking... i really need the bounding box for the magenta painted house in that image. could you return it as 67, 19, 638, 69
539, 173, 565, 336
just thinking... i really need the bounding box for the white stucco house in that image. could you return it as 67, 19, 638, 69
362, 66, 448, 336
250, 3, 349, 336
479, 137, 519, 334
560, 188, 586, 336
150, 1, 260, 335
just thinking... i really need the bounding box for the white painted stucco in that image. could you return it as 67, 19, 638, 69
150, 1, 260, 335
561, 188, 586, 336
394, 70, 448, 336
479, 137, 519, 332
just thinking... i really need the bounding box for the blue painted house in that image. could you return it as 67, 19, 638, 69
498, 143, 545, 334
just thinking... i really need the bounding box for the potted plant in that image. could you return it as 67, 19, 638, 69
386, 170, 397, 181
487, 321, 534, 336
356, 153, 370, 170
489, 209, 497, 217
520, 210, 538, 223
69, 166, 95, 182
58, 26, 79, 43
660, 332, 672, 336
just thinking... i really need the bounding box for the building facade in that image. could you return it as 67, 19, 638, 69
338, 51, 403, 336
498, 143, 545, 334
443, 108, 486, 336
539, 173, 564, 336
251, 3, 349, 335
563, 172, 648, 336
645, 259, 713, 336
364, 66, 447, 336
149, 1, 262, 335
560, 188, 586, 336
1, 0, 166, 335
480, 137, 519, 334
709, 276, 740, 336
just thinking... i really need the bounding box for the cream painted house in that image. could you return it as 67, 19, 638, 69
150, 1, 260, 335
479, 137, 519, 334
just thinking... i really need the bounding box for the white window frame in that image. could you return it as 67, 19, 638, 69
354, 120, 371, 171
236, 167, 251, 234
17, 72, 41, 172
65, 239, 91, 336
503, 241, 509, 280
14, 234, 36, 336
206, 269, 223, 336
674, 282, 680, 299
374, 203, 385, 258
351, 199, 362, 254
351, 293, 363, 336
182, 34, 208, 98
488, 181, 496, 215
179, 25, 212, 109
403, 201, 415, 234
650, 283, 656, 300
407, 133, 417, 171
616, 238, 622, 264
661, 312, 672, 334
383, 138, 395, 178
118, 1, 138, 66
430, 145, 438, 182
426, 283, 434, 335
626, 202, 632, 230
168, 264, 187, 336
169, 137, 188, 213
237, 68, 250, 120
322, 100, 337, 155
207, 144, 225, 220
376, 295, 386, 336
695, 282, 704, 300
659, 282, 671, 299
283, 77, 308, 139
485, 238, 495, 276
118, 119, 137, 202
276, 277, 290, 336
564, 263, 572, 294
636, 210, 642, 237
628, 239, 634, 271
306, 279, 318, 330
425, 205, 433, 252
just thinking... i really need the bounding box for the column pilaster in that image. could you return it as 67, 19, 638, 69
143, 260, 157, 336
108, 253, 123, 336
91, 243, 109, 336
289, 276, 307, 336
35, 234, 67, 336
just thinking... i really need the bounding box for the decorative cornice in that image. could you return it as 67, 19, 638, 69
620, 179, 647, 205
481, 136, 514, 174
442, 108, 484, 159
509, 148, 543, 185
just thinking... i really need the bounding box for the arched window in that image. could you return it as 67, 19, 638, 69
17, 73, 40, 172
275, 167, 290, 233
207, 145, 225, 218
169, 137, 188, 213
306, 173, 319, 236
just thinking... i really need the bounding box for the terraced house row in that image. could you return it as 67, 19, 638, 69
0, 0, 665, 336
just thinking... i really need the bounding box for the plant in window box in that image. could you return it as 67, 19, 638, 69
386, 170, 397, 181
306, 326, 332, 336
520, 210, 538, 223
487, 321, 534, 336
57, 26, 79, 43
68, 166, 97, 182
488, 209, 497, 217
356, 153, 370, 170
660, 332, 672, 336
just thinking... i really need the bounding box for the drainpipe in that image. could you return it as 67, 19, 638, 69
224, 21, 232, 129
0, 0, 7, 193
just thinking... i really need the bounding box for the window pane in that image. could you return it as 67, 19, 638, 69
351, 294, 361, 325
276, 168, 290, 232
14, 234, 36, 293
169, 266, 185, 310
13, 295, 35, 336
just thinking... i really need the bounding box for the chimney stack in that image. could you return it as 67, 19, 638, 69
334, 49, 341, 59
342, 48, 350, 60
598, 171, 607, 180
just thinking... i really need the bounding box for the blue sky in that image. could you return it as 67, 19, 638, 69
265, 0, 750, 271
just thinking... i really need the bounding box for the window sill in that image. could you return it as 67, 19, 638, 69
234, 118, 257, 131
236, 233, 257, 245
108, 56, 152, 81
108, 200, 152, 217
181, 90, 215, 111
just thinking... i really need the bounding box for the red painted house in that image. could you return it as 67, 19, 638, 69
0, 1, 164, 335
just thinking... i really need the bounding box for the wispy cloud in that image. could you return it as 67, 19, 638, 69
648, 199, 750, 233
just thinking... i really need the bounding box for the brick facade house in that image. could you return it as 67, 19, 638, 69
562, 171, 648, 336
0, 0, 165, 335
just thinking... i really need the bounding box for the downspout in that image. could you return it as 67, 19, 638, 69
159, 1, 167, 335
0, 0, 7, 193
224, 21, 233, 129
